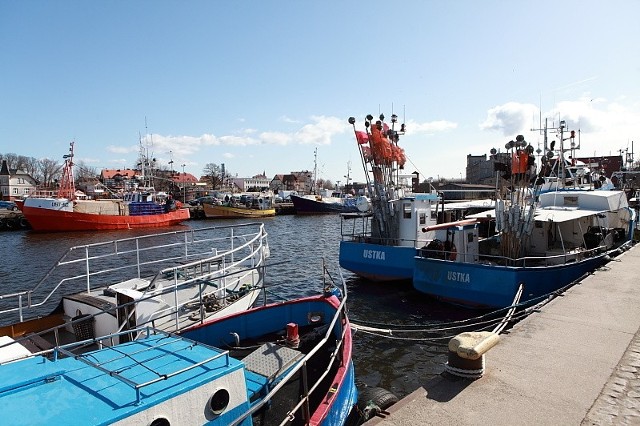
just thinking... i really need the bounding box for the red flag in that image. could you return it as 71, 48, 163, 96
355, 131, 369, 144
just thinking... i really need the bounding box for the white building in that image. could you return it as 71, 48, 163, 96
0, 160, 38, 200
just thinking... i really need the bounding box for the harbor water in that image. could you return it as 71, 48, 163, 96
0, 214, 477, 399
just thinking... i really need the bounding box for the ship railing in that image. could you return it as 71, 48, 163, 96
0, 223, 268, 323
229, 264, 350, 426
0, 261, 268, 362
417, 243, 617, 267
52, 326, 233, 405
123, 236, 269, 336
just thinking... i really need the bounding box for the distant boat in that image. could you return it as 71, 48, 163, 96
0, 249, 360, 425
202, 191, 277, 218
290, 191, 366, 215
19, 141, 189, 232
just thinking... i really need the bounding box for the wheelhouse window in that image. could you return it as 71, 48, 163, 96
403, 203, 412, 219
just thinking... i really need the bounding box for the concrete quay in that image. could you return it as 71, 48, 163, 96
368, 245, 640, 425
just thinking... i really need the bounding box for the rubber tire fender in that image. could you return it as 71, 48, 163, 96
357, 386, 398, 421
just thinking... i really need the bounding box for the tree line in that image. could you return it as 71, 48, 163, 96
2, 153, 334, 193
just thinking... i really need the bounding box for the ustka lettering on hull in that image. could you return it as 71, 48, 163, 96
362, 250, 386, 261
447, 270, 470, 283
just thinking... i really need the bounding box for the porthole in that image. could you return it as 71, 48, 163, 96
308, 312, 324, 323
149, 418, 170, 426
209, 388, 230, 415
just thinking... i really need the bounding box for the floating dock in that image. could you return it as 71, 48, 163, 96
368, 245, 640, 425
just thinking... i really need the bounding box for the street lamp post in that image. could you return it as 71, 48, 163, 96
181, 164, 186, 203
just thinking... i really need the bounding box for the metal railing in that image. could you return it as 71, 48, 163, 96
0, 223, 268, 324
230, 265, 350, 426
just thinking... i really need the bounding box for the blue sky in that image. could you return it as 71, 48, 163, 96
1, 1, 639, 185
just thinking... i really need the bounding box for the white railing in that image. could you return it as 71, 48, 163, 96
0, 223, 268, 324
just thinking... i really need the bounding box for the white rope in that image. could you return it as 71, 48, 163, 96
492, 283, 523, 335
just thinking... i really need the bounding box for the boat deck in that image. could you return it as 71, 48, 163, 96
0, 332, 241, 425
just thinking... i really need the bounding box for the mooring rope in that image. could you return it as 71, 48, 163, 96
349, 279, 580, 341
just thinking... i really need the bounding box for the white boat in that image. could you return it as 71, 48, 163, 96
0, 223, 269, 349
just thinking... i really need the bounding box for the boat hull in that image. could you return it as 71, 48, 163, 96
181, 294, 358, 425
413, 254, 608, 308
21, 204, 190, 232
339, 240, 414, 281
291, 195, 358, 214
202, 203, 276, 219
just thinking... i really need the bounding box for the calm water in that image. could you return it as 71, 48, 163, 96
0, 215, 475, 399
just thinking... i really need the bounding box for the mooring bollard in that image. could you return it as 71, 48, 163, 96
445, 331, 500, 379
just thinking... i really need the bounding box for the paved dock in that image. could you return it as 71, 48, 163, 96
368, 245, 640, 425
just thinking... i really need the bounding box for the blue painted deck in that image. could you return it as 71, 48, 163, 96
0, 333, 246, 425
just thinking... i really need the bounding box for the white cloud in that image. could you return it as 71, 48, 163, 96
479, 98, 640, 158
294, 115, 348, 145
107, 145, 138, 154
260, 131, 291, 145
280, 115, 300, 124
407, 119, 458, 134
480, 102, 539, 136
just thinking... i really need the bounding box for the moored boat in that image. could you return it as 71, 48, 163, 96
19, 141, 190, 232
290, 191, 364, 215
413, 126, 636, 308
339, 114, 493, 281
203, 192, 276, 219
0, 261, 358, 426
0, 223, 269, 344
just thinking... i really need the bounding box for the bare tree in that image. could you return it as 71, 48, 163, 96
203, 163, 227, 190
75, 160, 99, 182
39, 158, 62, 187
22, 157, 41, 181
2, 153, 18, 170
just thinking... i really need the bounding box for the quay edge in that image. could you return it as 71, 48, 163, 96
367, 244, 640, 425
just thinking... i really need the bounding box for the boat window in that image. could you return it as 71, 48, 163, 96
403, 203, 412, 219
419, 213, 426, 225
563, 196, 579, 207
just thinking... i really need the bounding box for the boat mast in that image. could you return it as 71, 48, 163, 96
57, 141, 76, 200
313, 147, 318, 194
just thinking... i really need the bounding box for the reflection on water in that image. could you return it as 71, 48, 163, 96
0, 215, 477, 399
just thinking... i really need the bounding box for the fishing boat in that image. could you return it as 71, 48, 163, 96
339, 114, 493, 281
413, 124, 636, 308
19, 141, 190, 232
0, 223, 269, 345
203, 192, 276, 219
0, 262, 359, 426
290, 191, 364, 215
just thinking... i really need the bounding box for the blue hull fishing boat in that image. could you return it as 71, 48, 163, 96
413, 124, 636, 308
0, 266, 358, 425
339, 114, 493, 282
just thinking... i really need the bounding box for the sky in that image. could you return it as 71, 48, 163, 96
1, 1, 639, 185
